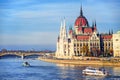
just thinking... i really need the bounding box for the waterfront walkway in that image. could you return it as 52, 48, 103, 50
38, 57, 120, 67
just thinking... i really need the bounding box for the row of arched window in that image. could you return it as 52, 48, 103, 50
103, 42, 112, 46
74, 43, 100, 47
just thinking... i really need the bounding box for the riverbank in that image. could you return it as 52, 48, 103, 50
38, 58, 120, 67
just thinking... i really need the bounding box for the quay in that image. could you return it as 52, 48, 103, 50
38, 57, 120, 67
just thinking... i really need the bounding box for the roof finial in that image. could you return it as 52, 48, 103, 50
80, 5, 83, 16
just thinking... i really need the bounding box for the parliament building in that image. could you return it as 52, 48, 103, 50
55, 6, 113, 59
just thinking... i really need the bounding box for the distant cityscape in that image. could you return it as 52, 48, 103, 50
0, 48, 55, 53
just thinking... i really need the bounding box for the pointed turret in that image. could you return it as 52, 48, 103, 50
92, 21, 94, 27
57, 36, 60, 42
111, 29, 113, 34
63, 18, 67, 39
63, 17, 66, 28
93, 20, 97, 33
109, 30, 111, 35
69, 26, 73, 34
94, 20, 96, 27
60, 20, 63, 31
59, 20, 63, 38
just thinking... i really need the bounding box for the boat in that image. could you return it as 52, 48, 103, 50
22, 62, 30, 67
82, 67, 109, 76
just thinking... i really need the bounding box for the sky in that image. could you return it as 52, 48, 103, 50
0, 0, 120, 50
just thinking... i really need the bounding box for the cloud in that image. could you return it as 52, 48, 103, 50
1, 1, 119, 24
0, 0, 120, 49
0, 32, 57, 45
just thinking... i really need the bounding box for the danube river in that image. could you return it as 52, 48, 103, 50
0, 56, 120, 80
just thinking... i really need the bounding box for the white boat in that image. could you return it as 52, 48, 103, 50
22, 62, 30, 67
82, 67, 109, 76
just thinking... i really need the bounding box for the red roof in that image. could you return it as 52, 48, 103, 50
101, 35, 112, 39
84, 27, 93, 33
75, 16, 88, 27
77, 35, 90, 40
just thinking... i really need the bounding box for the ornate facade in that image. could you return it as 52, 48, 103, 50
113, 31, 120, 57
55, 6, 113, 59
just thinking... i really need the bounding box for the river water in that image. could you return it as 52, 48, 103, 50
0, 56, 120, 80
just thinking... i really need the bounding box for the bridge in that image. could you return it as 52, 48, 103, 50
0, 52, 46, 59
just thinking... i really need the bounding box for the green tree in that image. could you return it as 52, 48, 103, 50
81, 45, 89, 56
1, 48, 7, 53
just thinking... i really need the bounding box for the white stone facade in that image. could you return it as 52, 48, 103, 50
55, 7, 113, 59
113, 31, 120, 57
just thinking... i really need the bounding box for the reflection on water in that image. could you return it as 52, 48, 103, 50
0, 58, 120, 80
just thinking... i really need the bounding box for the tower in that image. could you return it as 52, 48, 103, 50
80, 5, 83, 16
56, 18, 68, 58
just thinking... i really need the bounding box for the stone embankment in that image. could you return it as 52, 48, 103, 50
38, 58, 120, 67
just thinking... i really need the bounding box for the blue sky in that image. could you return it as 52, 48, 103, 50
0, 0, 120, 50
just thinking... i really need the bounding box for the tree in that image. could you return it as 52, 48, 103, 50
1, 48, 7, 53
104, 49, 110, 57
87, 51, 91, 56
81, 45, 89, 56
91, 47, 97, 57
110, 48, 113, 56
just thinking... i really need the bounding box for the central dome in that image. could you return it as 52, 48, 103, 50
74, 6, 89, 27
75, 16, 88, 27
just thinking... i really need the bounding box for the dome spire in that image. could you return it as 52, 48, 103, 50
80, 5, 83, 16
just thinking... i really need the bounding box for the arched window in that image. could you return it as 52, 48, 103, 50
109, 43, 110, 46
97, 43, 99, 46
86, 43, 88, 46
77, 51, 79, 56
80, 43, 82, 46
74, 44, 76, 47
90, 43, 92, 46
95, 43, 96, 46
77, 44, 79, 47
106, 43, 107, 46
83, 43, 85, 46
74, 51, 76, 56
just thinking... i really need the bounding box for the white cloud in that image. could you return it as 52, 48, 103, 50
3, 2, 119, 24
0, 32, 58, 45
0, 0, 120, 47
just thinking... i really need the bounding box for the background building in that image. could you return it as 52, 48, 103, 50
55, 6, 113, 59
113, 31, 120, 57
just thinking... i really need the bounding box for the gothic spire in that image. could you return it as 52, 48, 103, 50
80, 5, 83, 16
63, 17, 66, 27
94, 20, 96, 27
111, 29, 113, 34
109, 30, 111, 35
63, 17, 67, 39
60, 20, 63, 33
59, 20, 63, 38
60, 20, 63, 29
92, 21, 94, 27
